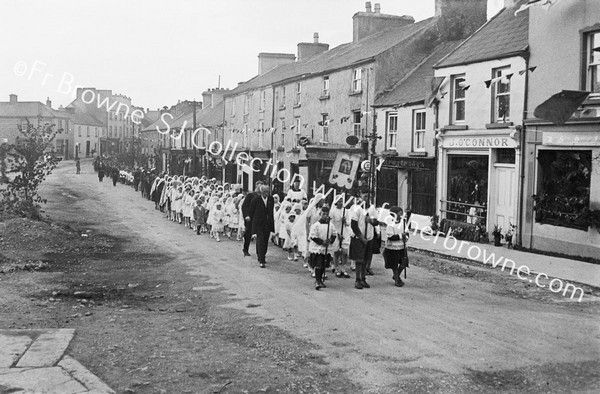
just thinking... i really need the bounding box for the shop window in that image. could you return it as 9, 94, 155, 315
451, 75, 466, 124
353, 111, 362, 137
445, 155, 488, 223
386, 112, 398, 150
583, 30, 600, 92
413, 110, 426, 151
496, 148, 515, 164
534, 150, 592, 230
492, 67, 511, 122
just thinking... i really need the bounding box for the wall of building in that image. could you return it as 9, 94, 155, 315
527, 0, 600, 114
434, 57, 527, 130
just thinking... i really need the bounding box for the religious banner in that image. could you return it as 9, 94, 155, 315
328, 152, 361, 188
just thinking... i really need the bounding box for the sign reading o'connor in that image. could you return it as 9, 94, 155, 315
443, 136, 517, 149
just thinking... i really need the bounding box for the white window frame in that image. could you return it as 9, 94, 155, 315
281, 86, 286, 108
451, 74, 466, 124
258, 120, 265, 148
413, 109, 426, 152
280, 119, 286, 147
585, 30, 600, 93
295, 82, 301, 105
352, 111, 362, 137
492, 67, 511, 123
352, 68, 362, 92
294, 117, 301, 147
387, 112, 398, 150
321, 114, 329, 142
323, 76, 330, 97
260, 90, 266, 111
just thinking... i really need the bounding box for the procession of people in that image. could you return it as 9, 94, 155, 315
90, 158, 411, 291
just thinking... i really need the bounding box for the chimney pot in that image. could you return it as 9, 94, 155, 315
9, 94, 17, 103
374, 3, 380, 13
313, 32, 319, 43
365, 1, 372, 12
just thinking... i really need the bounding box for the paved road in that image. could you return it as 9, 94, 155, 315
41, 160, 600, 392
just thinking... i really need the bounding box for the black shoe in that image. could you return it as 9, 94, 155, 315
395, 279, 405, 287
355, 281, 363, 290
366, 269, 374, 276
243, 251, 251, 257
321, 281, 327, 288
260, 262, 266, 268
315, 281, 322, 290
361, 280, 371, 288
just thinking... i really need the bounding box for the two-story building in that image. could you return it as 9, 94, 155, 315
224, 0, 488, 194
0, 94, 71, 158
373, 40, 460, 226
433, 0, 528, 237
521, 0, 600, 259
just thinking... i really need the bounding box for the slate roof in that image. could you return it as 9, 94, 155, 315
142, 101, 224, 132
434, 2, 529, 68
227, 17, 435, 96
374, 40, 462, 107
0, 101, 68, 119
68, 111, 104, 127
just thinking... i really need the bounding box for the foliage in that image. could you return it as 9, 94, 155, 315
0, 121, 61, 219
474, 218, 489, 243
430, 214, 440, 232
533, 150, 599, 232
504, 223, 516, 246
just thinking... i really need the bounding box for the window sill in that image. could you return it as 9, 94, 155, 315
279, 105, 286, 111
293, 104, 301, 109
348, 90, 363, 96
259, 109, 265, 113
486, 122, 513, 129
319, 95, 330, 101
444, 125, 469, 131
409, 151, 427, 157
382, 150, 398, 156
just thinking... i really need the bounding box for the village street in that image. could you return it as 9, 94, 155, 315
6, 159, 593, 393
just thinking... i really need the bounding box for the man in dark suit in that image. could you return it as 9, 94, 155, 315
241, 181, 263, 257
249, 184, 275, 268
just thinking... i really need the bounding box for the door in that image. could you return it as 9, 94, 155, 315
410, 170, 436, 216
493, 165, 516, 231
86, 141, 90, 157
376, 168, 398, 207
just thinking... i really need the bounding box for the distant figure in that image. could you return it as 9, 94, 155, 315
97, 162, 104, 182
111, 167, 119, 187
75, 158, 81, 174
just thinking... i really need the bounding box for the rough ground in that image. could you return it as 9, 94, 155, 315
1, 160, 599, 393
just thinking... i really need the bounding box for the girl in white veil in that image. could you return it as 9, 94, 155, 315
291, 193, 325, 269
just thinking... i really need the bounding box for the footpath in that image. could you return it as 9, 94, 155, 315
0, 329, 114, 394
408, 231, 600, 291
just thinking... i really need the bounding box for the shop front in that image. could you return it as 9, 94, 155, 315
438, 130, 520, 237
377, 156, 436, 219
522, 119, 600, 259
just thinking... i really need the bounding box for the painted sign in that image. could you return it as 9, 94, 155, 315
382, 156, 435, 171
443, 136, 518, 149
543, 131, 600, 146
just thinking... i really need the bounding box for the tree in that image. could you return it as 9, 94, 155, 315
0, 121, 62, 219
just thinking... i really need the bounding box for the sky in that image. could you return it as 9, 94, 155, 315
1, 0, 503, 111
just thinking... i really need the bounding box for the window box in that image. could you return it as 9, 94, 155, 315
444, 125, 469, 131
486, 122, 513, 129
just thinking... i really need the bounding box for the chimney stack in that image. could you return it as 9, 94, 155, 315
9, 94, 17, 103
46, 97, 51, 108
257, 52, 296, 75
353, 2, 414, 42
298, 33, 329, 61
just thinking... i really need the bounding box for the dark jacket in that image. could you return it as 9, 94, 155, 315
249, 195, 275, 234
241, 191, 257, 219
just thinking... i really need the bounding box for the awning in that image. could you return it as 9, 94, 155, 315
533, 90, 591, 126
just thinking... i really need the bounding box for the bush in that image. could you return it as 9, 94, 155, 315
0, 122, 61, 220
